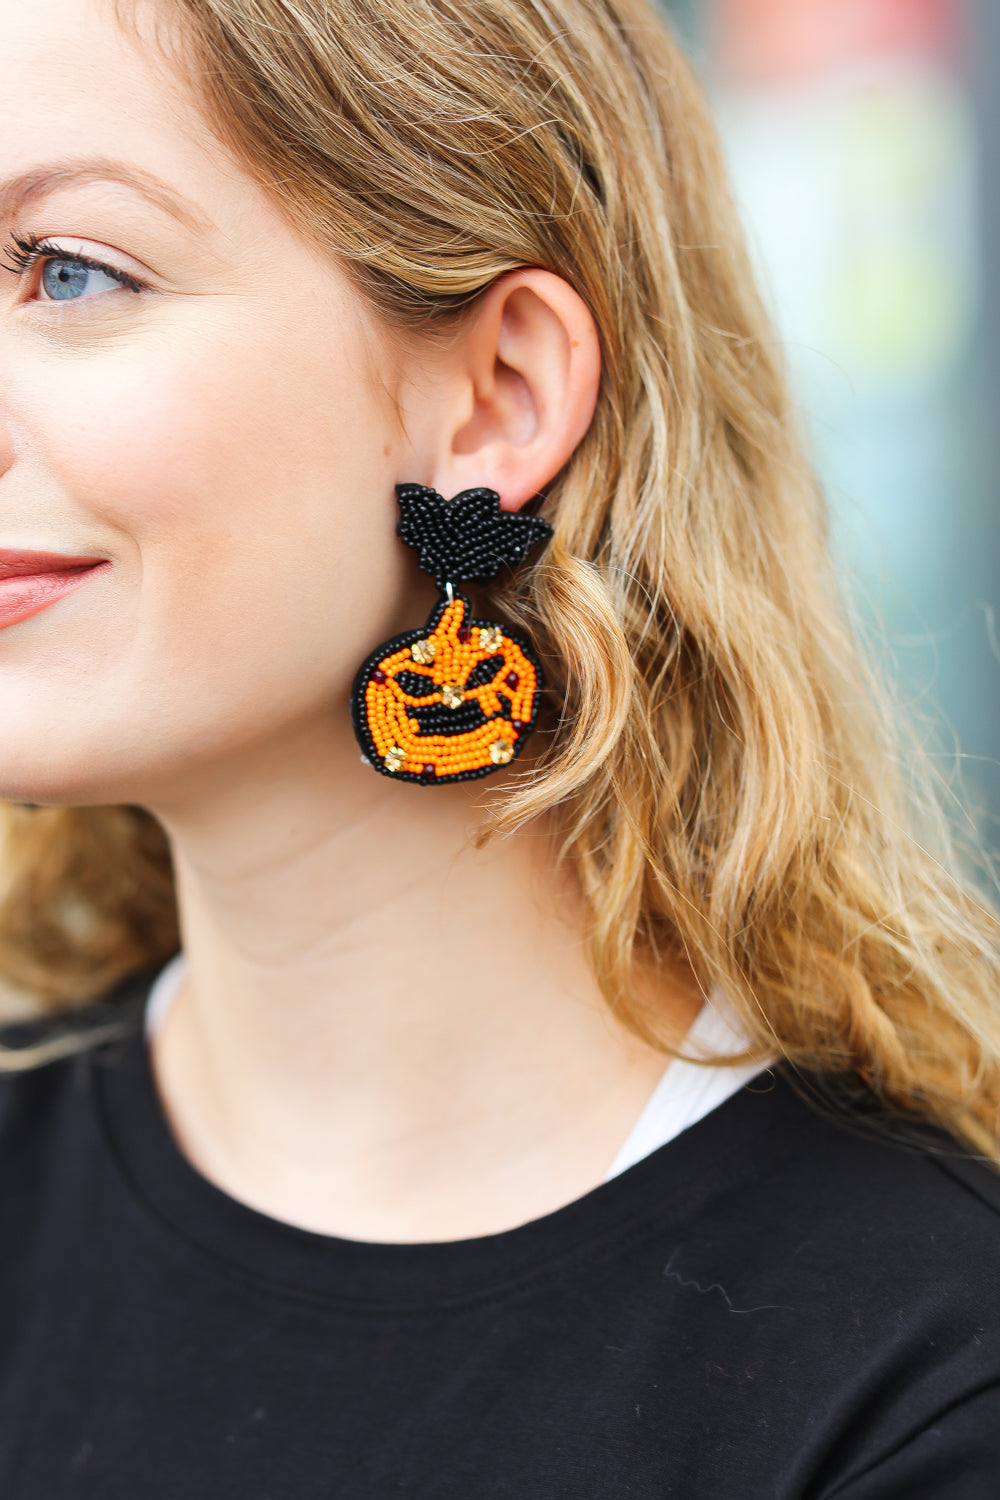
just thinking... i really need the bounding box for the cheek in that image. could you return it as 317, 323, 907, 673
42, 303, 386, 552
3, 298, 409, 797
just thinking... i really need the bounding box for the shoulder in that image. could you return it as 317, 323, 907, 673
583, 1066, 1000, 1361
693, 1067, 1000, 1302
759, 1067, 1000, 1240
0, 966, 154, 1160
560, 1069, 1000, 1494
633, 1069, 1000, 1495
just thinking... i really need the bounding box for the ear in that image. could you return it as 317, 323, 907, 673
400, 269, 601, 512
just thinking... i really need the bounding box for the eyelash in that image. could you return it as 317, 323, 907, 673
1, 231, 145, 296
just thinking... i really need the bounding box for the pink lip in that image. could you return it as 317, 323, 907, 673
0, 551, 109, 629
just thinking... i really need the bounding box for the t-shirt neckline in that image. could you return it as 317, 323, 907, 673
93, 967, 783, 1312
143, 951, 772, 1185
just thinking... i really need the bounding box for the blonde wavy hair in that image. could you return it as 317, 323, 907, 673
3, 0, 999, 1159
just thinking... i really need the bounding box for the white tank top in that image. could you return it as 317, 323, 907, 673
143, 953, 772, 1182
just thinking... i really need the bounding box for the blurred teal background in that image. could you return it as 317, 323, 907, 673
662, 0, 1000, 855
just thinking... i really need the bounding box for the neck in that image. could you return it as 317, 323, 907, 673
145, 717, 699, 1242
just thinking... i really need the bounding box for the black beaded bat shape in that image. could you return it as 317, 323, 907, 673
394, 483, 553, 589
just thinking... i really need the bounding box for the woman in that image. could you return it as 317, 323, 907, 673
0, 0, 998, 1492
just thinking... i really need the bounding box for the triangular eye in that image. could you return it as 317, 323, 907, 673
465, 655, 505, 690
392, 670, 439, 698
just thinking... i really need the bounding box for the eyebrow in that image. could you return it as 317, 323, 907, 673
0, 158, 212, 235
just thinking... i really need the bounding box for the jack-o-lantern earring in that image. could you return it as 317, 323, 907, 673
351, 484, 552, 784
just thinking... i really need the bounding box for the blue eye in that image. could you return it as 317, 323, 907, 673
40, 257, 125, 301
2, 234, 145, 302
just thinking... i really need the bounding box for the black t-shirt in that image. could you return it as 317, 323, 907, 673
0, 966, 998, 1498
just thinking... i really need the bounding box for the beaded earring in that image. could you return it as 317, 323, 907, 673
351, 484, 552, 784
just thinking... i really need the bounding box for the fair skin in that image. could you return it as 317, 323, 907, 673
0, 0, 700, 1240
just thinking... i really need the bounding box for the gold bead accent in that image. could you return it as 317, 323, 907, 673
479, 625, 504, 652
384, 745, 406, 773
411, 638, 436, 664
489, 738, 514, 765
441, 682, 465, 709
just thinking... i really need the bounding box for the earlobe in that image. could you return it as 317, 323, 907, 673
428, 269, 601, 512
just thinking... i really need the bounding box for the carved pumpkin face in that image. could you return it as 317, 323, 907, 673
351, 594, 543, 783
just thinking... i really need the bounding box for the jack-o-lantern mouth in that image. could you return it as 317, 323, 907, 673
350, 593, 543, 783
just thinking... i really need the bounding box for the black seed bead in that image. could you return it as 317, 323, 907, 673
394, 484, 553, 589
